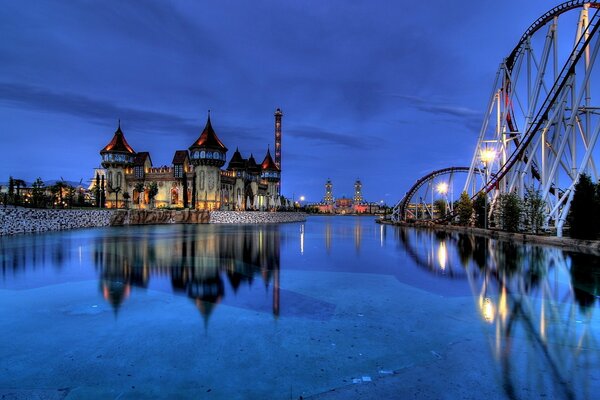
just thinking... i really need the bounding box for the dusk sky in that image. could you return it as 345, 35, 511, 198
1, 0, 554, 204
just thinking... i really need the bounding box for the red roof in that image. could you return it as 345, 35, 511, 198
261, 148, 279, 171
100, 125, 136, 154
189, 115, 228, 151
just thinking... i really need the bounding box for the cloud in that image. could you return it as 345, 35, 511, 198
287, 126, 366, 148
0, 82, 199, 133
387, 93, 482, 132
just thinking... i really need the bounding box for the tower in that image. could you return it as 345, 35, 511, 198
354, 179, 363, 204
274, 108, 283, 194
261, 148, 281, 208
324, 179, 333, 204
189, 112, 228, 210
100, 121, 136, 208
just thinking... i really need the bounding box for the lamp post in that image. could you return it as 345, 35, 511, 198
436, 182, 449, 218
480, 148, 496, 229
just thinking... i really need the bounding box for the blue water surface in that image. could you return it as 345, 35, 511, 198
0, 216, 599, 399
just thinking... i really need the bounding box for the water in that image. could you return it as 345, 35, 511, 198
0, 216, 599, 399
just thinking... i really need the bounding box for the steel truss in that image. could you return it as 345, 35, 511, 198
391, 167, 481, 222
464, 1, 600, 236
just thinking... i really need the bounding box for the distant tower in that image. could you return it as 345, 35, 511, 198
354, 179, 363, 204
324, 179, 334, 204
274, 108, 283, 194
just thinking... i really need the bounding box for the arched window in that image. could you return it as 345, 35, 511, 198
200, 150, 205, 158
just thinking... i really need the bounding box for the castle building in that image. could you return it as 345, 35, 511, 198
99, 110, 282, 210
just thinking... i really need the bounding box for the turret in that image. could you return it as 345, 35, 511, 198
100, 121, 136, 168
100, 121, 135, 208
189, 112, 228, 168
261, 148, 280, 182
188, 112, 228, 210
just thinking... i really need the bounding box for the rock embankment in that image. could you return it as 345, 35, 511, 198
110, 209, 210, 226
210, 211, 307, 224
1, 208, 306, 236
0, 207, 113, 235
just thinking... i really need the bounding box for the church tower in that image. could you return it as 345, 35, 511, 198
100, 121, 136, 208
324, 179, 333, 204
189, 112, 228, 210
274, 108, 283, 194
354, 179, 363, 204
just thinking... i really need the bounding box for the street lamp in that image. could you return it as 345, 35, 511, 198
436, 182, 449, 218
480, 148, 496, 229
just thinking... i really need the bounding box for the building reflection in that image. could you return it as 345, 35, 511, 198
396, 227, 600, 400
93, 225, 280, 323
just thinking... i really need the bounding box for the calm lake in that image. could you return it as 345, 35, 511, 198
1, 216, 599, 399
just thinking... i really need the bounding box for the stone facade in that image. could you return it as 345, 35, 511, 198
0, 207, 113, 235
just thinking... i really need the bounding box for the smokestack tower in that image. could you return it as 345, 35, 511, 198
274, 108, 283, 194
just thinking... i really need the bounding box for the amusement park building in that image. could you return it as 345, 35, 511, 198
98, 109, 283, 210
315, 179, 370, 214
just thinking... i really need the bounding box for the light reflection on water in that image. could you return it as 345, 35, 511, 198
0, 217, 599, 398
396, 227, 600, 400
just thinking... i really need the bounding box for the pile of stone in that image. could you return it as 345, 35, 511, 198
210, 211, 306, 224
0, 207, 114, 235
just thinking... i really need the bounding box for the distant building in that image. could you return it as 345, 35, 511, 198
97, 110, 283, 210
314, 179, 373, 214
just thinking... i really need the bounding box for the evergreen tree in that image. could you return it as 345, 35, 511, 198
433, 198, 447, 219
523, 186, 545, 234
455, 191, 473, 226
501, 192, 523, 233
568, 174, 598, 239
473, 193, 487, 228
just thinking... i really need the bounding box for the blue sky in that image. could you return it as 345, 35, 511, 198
0, 0, 554, 203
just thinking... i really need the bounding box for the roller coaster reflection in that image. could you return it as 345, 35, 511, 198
396, 227, 600, 399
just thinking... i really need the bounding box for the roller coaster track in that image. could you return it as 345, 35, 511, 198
483, 8, 600, 195
392, 166, 476, 221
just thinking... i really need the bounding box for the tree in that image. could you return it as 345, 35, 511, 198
13, 178, 26, 205
122, 191, 130, 209
77, 188, 86, 206
65, 185, 76, 208
134, 182, 145, 207
523, 186, 545, 234
95, 173, 101, 207
52, 181, 67, 208
433, 198, 447, 219
494, 192, 523, 232
148, 182, 158, 208
455, 191, 473, 226
473, 193, 487, 228
31, 178, 46, 208
568, 174, 598, 239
